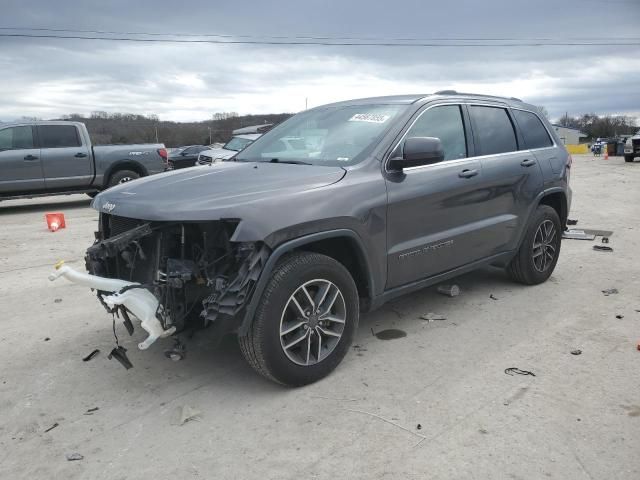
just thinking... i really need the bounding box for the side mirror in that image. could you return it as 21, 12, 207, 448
388, 137, 444, 171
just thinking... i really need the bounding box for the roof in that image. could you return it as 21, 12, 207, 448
232, 124, 273, 135
322, 91, 528, 108
552, 124, 588, 136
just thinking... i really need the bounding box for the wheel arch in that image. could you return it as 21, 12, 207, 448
538, 190, 568, 228
103, 160, 148, 187
238, 229, 374, 336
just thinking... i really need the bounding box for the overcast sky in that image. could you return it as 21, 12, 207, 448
1, 0, 639, 123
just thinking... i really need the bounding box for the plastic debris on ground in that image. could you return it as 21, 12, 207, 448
570, 349, 582, 355
562, 229, 596, 240
65, 453, 83, 461
108, 346, 133, 369
420, 312, 447, 322
602, 288, 618, 296
44, 423, 59, 433
593, 245, 613, 252
489, 294, 498, 301
436, 284, 460, 297
172, 405, 201, 426
164, 338, 186, 361
504, 368, 536, 377
82, 349, 100, 362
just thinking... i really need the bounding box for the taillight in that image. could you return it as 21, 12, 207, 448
157, 148, 168, 167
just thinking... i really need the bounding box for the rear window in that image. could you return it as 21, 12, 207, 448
0, 126, 34, 150
38, 125, 81, 148
513, 110, 553, 149
469, 106, 518, 155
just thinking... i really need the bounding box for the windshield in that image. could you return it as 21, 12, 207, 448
235, 104, 406, 166
224, 136, 255, 152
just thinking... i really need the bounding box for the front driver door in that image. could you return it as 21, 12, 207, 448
384, 104, 491, 289
0, 125, 44, 194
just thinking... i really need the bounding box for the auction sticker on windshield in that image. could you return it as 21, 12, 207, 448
349, 113, 390, 123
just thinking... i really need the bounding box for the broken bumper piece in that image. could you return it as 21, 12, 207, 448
49, 262, 176, 349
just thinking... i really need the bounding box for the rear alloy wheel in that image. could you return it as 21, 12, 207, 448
108, 169, 140, 188
507, 205, 561, 285
239, 252, 359, 386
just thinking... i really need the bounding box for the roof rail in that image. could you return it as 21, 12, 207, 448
434, 90, 458, 95
510, 97, 523, 102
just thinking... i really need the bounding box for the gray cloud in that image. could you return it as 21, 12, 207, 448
1, 0, 639, 122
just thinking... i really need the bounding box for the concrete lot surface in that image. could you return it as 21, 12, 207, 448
1, 155, 639, 479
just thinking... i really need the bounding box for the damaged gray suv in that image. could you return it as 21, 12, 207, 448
53, 92, 571, 386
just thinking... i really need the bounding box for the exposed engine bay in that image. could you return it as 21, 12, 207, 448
72, 213, 269, 351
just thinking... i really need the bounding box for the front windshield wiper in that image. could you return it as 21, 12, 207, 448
268, 158, 311, 165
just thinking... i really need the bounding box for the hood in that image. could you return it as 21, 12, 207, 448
199, 147, 235, 159
92, 161, 346, 221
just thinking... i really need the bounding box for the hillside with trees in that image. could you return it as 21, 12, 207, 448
554, 113, 637, 139
53, 111, 294, 147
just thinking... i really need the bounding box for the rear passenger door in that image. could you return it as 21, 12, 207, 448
38, 124, 92, 189
511, 109, 558, 181
467, 105, 544, 254
0, 125, 44, 193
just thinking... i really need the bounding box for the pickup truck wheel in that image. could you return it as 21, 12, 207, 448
507, 205, 561, 285
625, 155, 635, 163
108, 169, 139, 188
239, 251, 359, 386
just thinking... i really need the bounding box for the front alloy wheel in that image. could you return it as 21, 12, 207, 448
279, 279, 346, 366
239, 252, 359, 386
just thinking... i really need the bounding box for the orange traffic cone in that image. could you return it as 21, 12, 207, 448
45, 213, 66, 232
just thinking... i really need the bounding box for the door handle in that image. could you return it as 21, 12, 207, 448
458, 169, 478, 178
520, 159, 536, 167
23, 154, 39, 161
75, 152, 88, 158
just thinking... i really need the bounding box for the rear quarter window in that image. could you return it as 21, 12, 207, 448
512, 110, 553, 149
469, 106, 518, 156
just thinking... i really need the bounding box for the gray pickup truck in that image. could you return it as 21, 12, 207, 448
0, 121, 167, 199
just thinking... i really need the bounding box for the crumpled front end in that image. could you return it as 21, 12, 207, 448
53, 212, 269, 355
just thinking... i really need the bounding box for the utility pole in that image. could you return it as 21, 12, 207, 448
208, 126, 212, 145
155, 126, 158, 143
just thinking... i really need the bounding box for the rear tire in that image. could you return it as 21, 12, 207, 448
625, 155, 635, 163
239, 252, 359, 386
107, 169, 139, 188
507, 205, 561, 285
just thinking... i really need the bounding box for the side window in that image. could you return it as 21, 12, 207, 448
403, 105, 467, 161
38, 125, 81, 148
512, 110, 553, 149
0, 126, 35, 150
469, 106, 518, 155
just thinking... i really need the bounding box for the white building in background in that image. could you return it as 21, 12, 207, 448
552, 125, 588, 145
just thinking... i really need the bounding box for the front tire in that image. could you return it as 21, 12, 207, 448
507, 205, 561, 285
239, 252, 359, 386
625, 155, 635, 163
107, 169, 140, 188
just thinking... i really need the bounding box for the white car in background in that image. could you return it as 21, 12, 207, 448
196, 134, 261, 165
